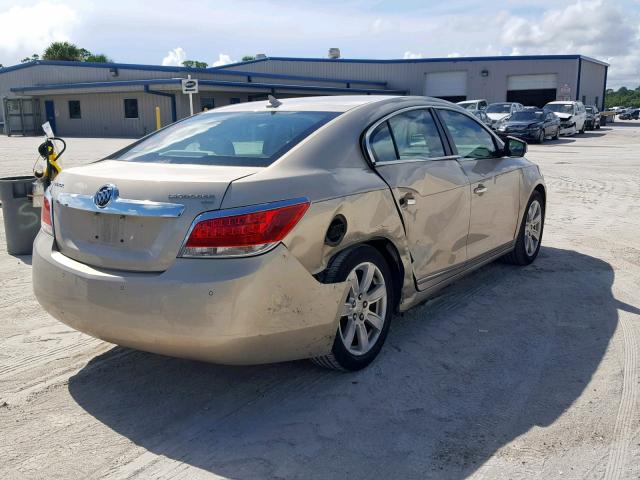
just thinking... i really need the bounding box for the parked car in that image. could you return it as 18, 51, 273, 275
497, 109, 560, 143
585, 106, 601, 129
32, 96, 546, 371
619, 108, 639, 120
544, 101, 587, 135
472, 108, 492, 127
486, 102, 524, 128
457, 99, 488, 111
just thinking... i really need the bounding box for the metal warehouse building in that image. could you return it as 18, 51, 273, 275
0, 54, 607, 137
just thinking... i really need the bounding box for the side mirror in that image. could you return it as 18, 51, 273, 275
504, 136, 527, 157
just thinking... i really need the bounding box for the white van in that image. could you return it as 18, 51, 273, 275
544, 101, 587, 135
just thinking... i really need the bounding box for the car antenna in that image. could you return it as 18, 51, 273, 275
267, 94, 282, 108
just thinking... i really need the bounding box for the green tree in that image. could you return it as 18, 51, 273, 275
42, 41, 84, 61
241, 55, 255, 61
85, 53, 113, 63
604, 86, 640, 108
182, 60, 208, 68
20, 53, 40, 63
41, 42, 113, 63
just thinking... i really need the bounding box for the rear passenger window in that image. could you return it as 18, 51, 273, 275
438, 109, 498, 159
368, 122, 397, 163
387, 109, 445, 159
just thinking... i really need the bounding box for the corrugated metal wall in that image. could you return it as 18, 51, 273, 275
222, 58, 585, 103
40, 91, 172, 137
579, 60, 607, 109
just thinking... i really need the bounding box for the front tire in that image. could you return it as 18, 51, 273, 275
311, 245, 394, 371
537, 129, 545, 144
503, 191, 544, 266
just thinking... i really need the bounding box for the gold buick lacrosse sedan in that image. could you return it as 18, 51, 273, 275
33, 95, 545, 370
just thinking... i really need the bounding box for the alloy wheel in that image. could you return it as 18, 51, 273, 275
339, 262, 388, 355
524, 200, 542, 256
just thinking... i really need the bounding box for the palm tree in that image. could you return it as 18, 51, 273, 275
42, 41, 84, 61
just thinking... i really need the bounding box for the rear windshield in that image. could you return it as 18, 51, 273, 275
509, 111, 543, 121
110, 111, 340, 166
486, 103, 511, 113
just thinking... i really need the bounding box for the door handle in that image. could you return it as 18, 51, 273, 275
474, 184, 488, 195
399, 194, 416, 207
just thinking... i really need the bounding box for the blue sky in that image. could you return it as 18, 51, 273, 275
1, 0, 639, 87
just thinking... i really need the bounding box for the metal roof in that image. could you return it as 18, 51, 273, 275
0, 60, 387, 87
219, 54, 609, 69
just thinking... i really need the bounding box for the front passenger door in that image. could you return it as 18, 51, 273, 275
437, 109, 522, 260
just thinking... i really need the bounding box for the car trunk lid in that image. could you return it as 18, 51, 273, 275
51, 160, 259, 271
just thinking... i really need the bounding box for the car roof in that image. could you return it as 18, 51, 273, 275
546, 101, 576, 104
211, 95, 395, 113
210, 95, 457, 113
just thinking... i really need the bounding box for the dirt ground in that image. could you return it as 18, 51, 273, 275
1, 125, 639, 480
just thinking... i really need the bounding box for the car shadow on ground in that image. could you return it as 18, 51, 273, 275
68, 247, 634, 479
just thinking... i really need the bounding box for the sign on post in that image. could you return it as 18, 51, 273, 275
182, 76, 199, 115
181, 78, 199, 94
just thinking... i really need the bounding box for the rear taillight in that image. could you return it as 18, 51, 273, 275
41, 193, 54, 236
180, 199, 309, 258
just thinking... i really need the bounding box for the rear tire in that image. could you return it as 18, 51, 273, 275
503, 191, 545, 266
311, 245, 394, 371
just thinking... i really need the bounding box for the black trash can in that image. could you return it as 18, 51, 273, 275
0, 176, 42, 255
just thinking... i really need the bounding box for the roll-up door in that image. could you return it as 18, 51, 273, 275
424, 71, 467, 102
506, 74, 558, 107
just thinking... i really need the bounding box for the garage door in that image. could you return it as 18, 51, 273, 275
425, 71, 467, 102
507, 74, 558, 107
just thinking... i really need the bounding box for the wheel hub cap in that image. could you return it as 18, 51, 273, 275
339, 261, 388, 356
524, 200, 542, 256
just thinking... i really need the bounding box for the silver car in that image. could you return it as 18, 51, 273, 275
33, 95, 546, 371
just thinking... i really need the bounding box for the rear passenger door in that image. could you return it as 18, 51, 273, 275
366, 107, 470, 287
437, 109, 522, 259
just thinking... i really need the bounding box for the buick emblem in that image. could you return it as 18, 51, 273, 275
94, 184, 118, 208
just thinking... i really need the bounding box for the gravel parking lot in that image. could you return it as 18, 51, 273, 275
1, 125, 639, 479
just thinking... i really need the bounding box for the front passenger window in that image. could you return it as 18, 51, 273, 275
438, 109, 499, 159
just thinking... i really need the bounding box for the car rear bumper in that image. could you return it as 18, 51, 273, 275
32, 232, 347, 365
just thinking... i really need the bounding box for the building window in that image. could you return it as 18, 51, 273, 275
595, 96, 599, 108
68, 100, 81, 119
582, 95, 586, 104
230, 98, 241, 104
200, 97, 215, 111
124, 99, 139, 119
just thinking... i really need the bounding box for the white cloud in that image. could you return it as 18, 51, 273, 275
403, 51, 423, 59
211, 53, 233, 67
500, 0, 640, 87
447, 52, 462, 58
161, 47, 186, 66
0, 2, 78, 64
